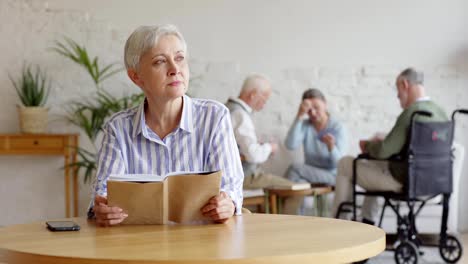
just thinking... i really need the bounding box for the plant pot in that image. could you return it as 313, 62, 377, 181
17, 106, 48, 133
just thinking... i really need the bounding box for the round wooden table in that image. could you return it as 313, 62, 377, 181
0, 214, 385, 263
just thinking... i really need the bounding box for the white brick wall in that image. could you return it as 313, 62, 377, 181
0, 0, 467, 231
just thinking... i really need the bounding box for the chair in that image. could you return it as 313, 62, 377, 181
336, 109, 468, 264
243, 189, 268, 213
241, 207, 252, 214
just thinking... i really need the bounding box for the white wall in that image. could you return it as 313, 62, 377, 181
0, 0, 467, 230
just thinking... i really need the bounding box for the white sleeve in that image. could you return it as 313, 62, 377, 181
230, 109, 272, 164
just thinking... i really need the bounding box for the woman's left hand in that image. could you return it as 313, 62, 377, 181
201, 191, 235, 223
321, 133, 336, 152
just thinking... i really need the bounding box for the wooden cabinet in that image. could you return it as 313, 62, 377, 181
0, 134, 79, 217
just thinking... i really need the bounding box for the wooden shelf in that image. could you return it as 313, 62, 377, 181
0, 134, 79, 217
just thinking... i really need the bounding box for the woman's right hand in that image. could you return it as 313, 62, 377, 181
93, 195, 128, 227
297, 99, 312, 118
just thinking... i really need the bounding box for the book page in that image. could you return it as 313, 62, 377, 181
165, 170, 217, 178
167, 171, 221, 223
109, 171, 215, 182
108, 174, 165, 182
268, 182, 311, 190
107, 181, 167, 224
243, 188, 265, 198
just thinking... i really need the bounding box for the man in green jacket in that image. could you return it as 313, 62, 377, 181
332, 68, 448, 224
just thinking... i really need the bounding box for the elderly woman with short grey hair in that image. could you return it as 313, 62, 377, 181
90, 24, 244, 226
283, 88, 347, 214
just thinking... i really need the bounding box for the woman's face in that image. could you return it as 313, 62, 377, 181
129, 34, 189, 101
306, 98, 327, 124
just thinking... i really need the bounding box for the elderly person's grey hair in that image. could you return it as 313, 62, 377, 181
398, 67, 424, 86
124, 24, 187, 71
302, 88, 326, 102
240, 74, 271, 94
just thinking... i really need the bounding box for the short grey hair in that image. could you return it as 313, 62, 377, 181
240, 74, 271, 94
124, 24, 187, 71
398, 67, 424, 86
302, 88, 326, 102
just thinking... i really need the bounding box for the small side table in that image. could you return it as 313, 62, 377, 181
267, 186, 334, 216
0, 134, 79, 217
243, 195, 269, 213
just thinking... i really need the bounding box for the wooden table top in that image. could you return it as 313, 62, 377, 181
0, 214, 385, 264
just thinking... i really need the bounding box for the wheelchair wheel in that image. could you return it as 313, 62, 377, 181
439, 235, 463, 263
395, 241, 419, 264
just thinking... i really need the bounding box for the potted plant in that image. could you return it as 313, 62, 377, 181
52, 37, 144, 183
9, 64, 51, 133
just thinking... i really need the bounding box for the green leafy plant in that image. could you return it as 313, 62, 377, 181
65, 91, 144, 182
52, 37, 144, 183
9, 64, 51, 107
51, 37, 122, 87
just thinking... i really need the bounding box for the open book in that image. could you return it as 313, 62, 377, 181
243, 188, 265, 198
107, 171, 221, 225
267, 182, 311, 191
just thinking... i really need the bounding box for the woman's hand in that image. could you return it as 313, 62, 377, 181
93, 195, 128, 227
321, 133, 336, 152
201, 192, 235, 223
297, 99, 312, 118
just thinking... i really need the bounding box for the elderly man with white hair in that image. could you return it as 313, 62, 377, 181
332, 67, 449, 225
90, 24, 244, 226
226, 75, 295, 190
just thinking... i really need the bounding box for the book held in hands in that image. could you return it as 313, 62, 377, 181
107, 171, 221, 225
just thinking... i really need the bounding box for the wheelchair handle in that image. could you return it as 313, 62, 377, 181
451, 108, 468, 121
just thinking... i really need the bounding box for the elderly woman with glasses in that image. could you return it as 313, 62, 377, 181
90, 24, 243, 226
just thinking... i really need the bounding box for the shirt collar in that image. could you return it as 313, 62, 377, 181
131, 95, 194, 139
131, 102, 145, 139
416, 96, 430, 102
228, 97, 253, 113
179, 95, 194, 133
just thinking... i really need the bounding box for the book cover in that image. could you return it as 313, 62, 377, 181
107, 171, 221, 225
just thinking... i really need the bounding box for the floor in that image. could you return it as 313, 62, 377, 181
368, 232, 467, 263
298, 197, 467, 263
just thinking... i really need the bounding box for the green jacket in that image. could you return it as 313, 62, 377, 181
365, 100, 448, 183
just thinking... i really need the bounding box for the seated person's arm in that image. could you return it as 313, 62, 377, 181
202, 109, 244, 223
285, 118, 306, 150
365, 112, 410, 159
90, 123, 127, 226
285, 100, 310, 150
231, 110, 273, 163
327, 124, 348, 167
360, 132, 386, 153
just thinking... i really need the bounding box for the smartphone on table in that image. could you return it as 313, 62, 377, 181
46, 221, 80, 231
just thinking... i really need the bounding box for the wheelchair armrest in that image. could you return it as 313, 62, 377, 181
356, 153, 370, 159
355, 153, 403, 162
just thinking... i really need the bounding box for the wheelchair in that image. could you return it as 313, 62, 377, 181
336, 108, 468, 264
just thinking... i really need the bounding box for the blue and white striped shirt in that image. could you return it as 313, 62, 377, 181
92, 95, 244, 214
